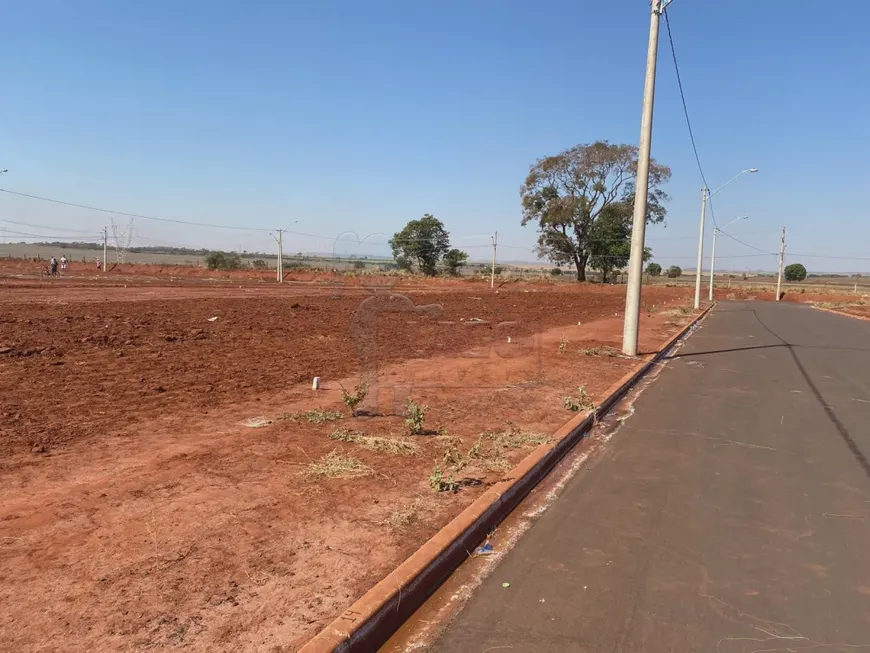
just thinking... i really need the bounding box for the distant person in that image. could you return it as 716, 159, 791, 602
95, 257, 102, 271
49, 257, 58, 276
60, 255, 68, 272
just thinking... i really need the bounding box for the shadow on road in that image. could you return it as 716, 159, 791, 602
674, 309, 870, 481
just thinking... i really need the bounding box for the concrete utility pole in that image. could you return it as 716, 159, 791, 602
693, 169, 759, 309
709, 215, 748, 301
102, 227, 108, 272
277, 229, 284, 283
490, 231, 498, 289
775, 226, 786, 301
693, 188, 709, 309
622, 0, 669, 356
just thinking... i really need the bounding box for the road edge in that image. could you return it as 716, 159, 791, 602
813, 305, 870, 322
299, 304, 715, 653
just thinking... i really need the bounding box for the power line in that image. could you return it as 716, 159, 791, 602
787, 252, 870, 261
0, 187, 273, 232
716, 230, 778, 255
0, 218, 99, 234
663, 10, 709, 193
0, 228, 102, 241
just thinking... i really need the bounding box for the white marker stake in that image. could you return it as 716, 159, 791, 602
312, 377, 321, 390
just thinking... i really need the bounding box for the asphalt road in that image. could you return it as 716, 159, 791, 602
430, 301, 870, 652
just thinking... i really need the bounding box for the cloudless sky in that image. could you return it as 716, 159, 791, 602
2, 0, 869, 271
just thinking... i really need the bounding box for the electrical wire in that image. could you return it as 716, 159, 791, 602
787, 253, 870, 261
0, 218, 100, 234
715, 230, 777, 255
0, 228, 102, 241
663, 10, 710, 194
0, 188, 273, 232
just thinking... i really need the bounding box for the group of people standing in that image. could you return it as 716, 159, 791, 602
48, 256, 68, 276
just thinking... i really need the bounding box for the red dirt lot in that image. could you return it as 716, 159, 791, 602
0, 276, 694, 652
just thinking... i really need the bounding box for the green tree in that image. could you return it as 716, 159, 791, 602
205, 251, 243, 270
520, 141, 671, 281
667, 265, 683, 278
784, 263, 807, 282
586, 203, 652, 283
389, 214, 451, 276
645, 262, 662, 277
443, 248, 469, 276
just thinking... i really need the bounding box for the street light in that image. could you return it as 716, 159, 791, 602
709, 215, 748, 301
693, 168, 759, 309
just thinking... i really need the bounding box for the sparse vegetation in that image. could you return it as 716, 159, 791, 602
559, 336, 569, 354
251, 259, 268, 270
484, 427, 552, 451
281, 409, 344, 424
405, 398, 428, 435
329, 428, 420, 456
428, 465, 461, 493
303, 450, 373, 479
381, 496, 429, 530
580, 346, 617, 357
339, 378, 369, 416
564, 386, 594, 412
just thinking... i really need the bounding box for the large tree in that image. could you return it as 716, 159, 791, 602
586, 202, 652, 283
389, 214, 451, 276
784, 263, 807, 282
520, 141, 670, 281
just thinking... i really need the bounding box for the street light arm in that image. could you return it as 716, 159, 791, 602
725, 215, 749, 230
709, 169, 758, 198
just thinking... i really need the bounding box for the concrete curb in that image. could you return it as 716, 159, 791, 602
813, 305, 870, 322
299, 304, 715, 653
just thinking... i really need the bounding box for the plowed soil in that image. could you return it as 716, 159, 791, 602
1, 273, 694, 652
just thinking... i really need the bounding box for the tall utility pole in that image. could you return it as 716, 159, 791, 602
693, 188, 709, 309
490, 231, 498, 289
102, 227, 108, 272
775, 226, 786, 301
622, 0, 669, 356
709, 215, 748, 301
277, 229, 284, 283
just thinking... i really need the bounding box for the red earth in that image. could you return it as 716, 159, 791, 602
1, 272, 696, 652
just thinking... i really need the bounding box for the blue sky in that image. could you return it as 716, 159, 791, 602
1, 0, 868, 272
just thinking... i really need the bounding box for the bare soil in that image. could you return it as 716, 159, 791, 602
1, 273, 694, 652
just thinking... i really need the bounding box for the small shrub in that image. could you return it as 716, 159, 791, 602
564, 386, 594, 412
559, 336, 568, 354
405, 398, 428, 435
667, 265, 683, 278
340, 378, 369, 416
352, 260, 366, 270
428, 465, 460, 492
550, 267, 563, 276
251, 259, 268, 270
